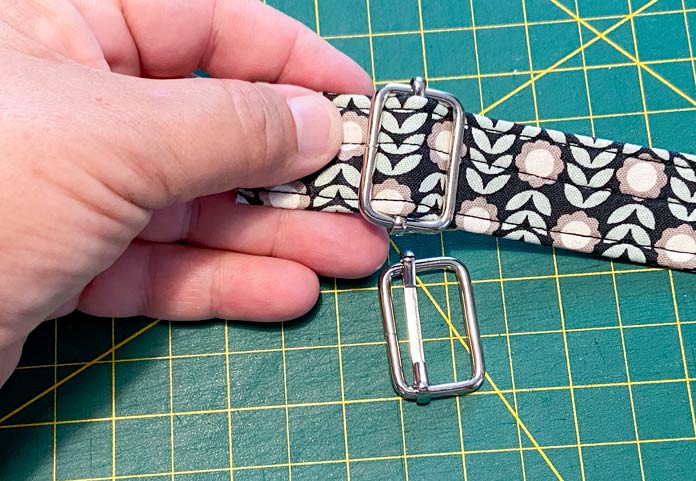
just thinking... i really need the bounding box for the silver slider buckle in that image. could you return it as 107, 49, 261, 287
359, 77, 466, 234
379, 251, 485, 403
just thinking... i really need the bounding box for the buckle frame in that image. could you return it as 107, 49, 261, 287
359, 77, 466, 234
379, 252, 485, 403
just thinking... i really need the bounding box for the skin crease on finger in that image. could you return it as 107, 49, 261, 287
0, 0, 387, 388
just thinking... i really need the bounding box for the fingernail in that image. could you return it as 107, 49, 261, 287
287, 95, 339, 157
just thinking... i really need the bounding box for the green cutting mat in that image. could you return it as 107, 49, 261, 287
3, 0, 696, 480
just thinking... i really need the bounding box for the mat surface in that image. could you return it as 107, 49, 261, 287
3, 1, 696, 480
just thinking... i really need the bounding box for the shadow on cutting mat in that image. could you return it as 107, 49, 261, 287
0, 314, 155, 480
0, 299, 325, 481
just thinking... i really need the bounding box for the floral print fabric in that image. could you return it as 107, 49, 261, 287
238, 93, 696, 272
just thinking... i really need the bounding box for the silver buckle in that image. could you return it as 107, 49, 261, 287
379, 251, 485, 403
359, 77, 466, 234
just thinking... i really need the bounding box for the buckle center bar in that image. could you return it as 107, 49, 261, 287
401, 252, 429, 394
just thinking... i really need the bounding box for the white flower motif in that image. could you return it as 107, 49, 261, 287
616, 156, 667, 199
454, 197, 499, 234
427, 121, 454, 170
550, 212, 601, 253
515, 140, 564, 187
371, 179, 415, 217
655, 224, 696, 270
338, 112, 368, 161
259, 182, 310, 210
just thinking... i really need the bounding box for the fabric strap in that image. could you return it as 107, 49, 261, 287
238, 92, 696, 272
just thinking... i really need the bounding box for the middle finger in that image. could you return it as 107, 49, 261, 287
139, 193, 389, 278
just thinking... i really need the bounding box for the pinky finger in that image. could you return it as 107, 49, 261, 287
77, 241, 319, 322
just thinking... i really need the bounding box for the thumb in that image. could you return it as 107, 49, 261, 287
98, 76, 344, 209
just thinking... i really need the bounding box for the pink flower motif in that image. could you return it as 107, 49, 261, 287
338, 111, 368, 161
454, 197, 499, 234
371, 179, 415, 217
655, 224, 696, 270
259, 181, 310, 210
550, 212, 601, 254
427, 121, 455, 170
515, 140, 564, 188
616, 156, 667, 199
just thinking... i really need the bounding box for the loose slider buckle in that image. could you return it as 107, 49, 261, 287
379, 252, 485, 403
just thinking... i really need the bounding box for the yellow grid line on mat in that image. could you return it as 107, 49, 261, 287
571, 5, 597, 170
5, 376, 696, 430
167, 322, 175, 481
495, 237, 529, 480
365, 0, 376, 87
7, 374, 696, 430
110, 319, 117, 481
668, 270, 696, 439
441, 233, 468, 481
626, 0, 654, 146
321, 7, 696, 41
682, 0, 696, 93
46, 433, 696, 481
520, 0, 541, 128
397, 387, 411, 481
38, 434, 695, 481
313, 0, 321, 35
224, 320, 235, 481
416, 0, 429, 81
374, 56, 696, 86
552, 249, 586, 480
610, 259, 647, 480
333, 277, 352, 480
51, 316, 58, 481
280, 319, 293, 480
13, 316, 696, 372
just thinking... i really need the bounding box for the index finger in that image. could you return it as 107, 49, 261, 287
72, 0, 374, 93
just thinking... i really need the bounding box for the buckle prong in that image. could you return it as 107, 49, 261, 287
379, 253, 485, 403
410, 76, 427, 96
389, 216, 408, 235
401, 251, 429, 399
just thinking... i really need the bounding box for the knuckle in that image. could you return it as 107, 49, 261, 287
269, 209, 291, 258
220, 81, 292, 182
141, 243, 159, 317
209, 254, 238, 319
184, 198, 203, 242
107, 128, 179, 207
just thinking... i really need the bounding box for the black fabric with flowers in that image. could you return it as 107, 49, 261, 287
238, 93, 696, 272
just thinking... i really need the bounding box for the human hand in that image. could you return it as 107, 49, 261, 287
0, 0, 388, 386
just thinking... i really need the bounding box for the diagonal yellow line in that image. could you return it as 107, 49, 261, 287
481, 0, 660, 116
313, 0, 320, 36
549, 0, 696, 107
389, 240, 565, 481
0, 319, 161, 425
